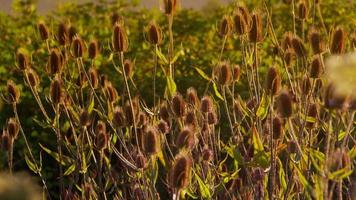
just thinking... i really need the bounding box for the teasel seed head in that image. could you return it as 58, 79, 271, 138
297, 1, 308, 20
184, 111, 197, 128
88, 40, 99, 59
176, 127, 195, 149
265, 66, 281, 96
48, 49, 63, 75
112, 23, 129, 53
96, 132, 108, 151
7, 80, 20, 104
124, 59, 134, 78
50, 77, 63, 105
163, 0, 178, 15
236, 6, 252, 29
324, 83, 347, 110
88, 68, 99, 89
169, 154, 192, 190
292, 36, 307, 57
79, 110, 91, 127
1, 132, 11, 152
217, 62, 232, 85
68, 26, 77, 44
137, 112, 147, 127
72, 36, 84, 58
113, 106, 126, 127
306, 103, 318, 128
330, 27, 346, 54
249, 12, 263, 43
281, 32, 294, 51
309, 28, 324, 54
37, 21, 49, 40
111, 13, 123, 26
105, 82, 118, 103
218, 15, 233, 37
272, 117, 283, 140
143, 126, 160, 155
277, 90, 293, 118
284, 48, 295, 67
145, 21, 163, 45
157, 120, 170, 134
159, 103, 170, 122
95, 120, 106, 135
135, 152, 147, 169
186, 87, 199, 108
300, 75, 311, 95
124, 101, 137, 126
208, 111, 218, 125
26, 68, 40, 88
288, 140, 298, 154
201, 95, 213, 113
16, 51, 29, 70
57, 22, 69, 45
7, 118, 19, 139
172, 93, 186, 118
202, 147, 213, 162
233, 12, 249, 35
232, 64, 240, 82
310, 55, 323, 78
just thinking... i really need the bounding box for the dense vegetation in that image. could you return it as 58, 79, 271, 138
0, 0, 355, 199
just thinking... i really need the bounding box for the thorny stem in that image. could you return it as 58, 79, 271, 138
268, 95, 275, 200
222, 87, 234, 136
153, 44, 158, 115
55, 105, 64, 200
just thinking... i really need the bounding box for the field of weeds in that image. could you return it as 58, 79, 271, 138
0, 0, 356, 199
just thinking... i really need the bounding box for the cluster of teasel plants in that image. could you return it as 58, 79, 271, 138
1, 0, 356, 199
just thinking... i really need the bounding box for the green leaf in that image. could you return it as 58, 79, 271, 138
213, 83, 224, 100
171, 48, 184, 64
166, 76, 177, 97
295, 165, 313, 194
64, 163, 76, 176
194, 172, 211, 199
252, 127, 264, 152
256, 94, 270, 120
25, 153, 38, 174
88, 97, 95, 114
156, 47, 168, 64
39, 143, 70, 166
338, 131, 346, 141
328, 167, 353, 180
194, 67, 210, 81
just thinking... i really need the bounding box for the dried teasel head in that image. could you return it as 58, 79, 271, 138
57, 22, 69, 45
249, 12, 263, 43
137, 112, 147, 127
145, 21, 163, 45
309, 28, 324, 54
281, 32, 294, 51
88, 40, 99, 59
184, 111, 197, 128
233, 11, 249, 35
310, 55, 323, 78
50, 77, 63, 105
48, 49, 63, 75
232, 64, 240, 82
123, 59, 134, 78
297, 1, 308, 20
7, 80, 20, 104
330, 27, 346, 55
16, 51, 29, 70
135, 151, 147, 169
284, 48, 295, 67
113, 106, 126, 127
105, 82, 118, 103
163, 0, 178, 15
235, 5, 252, 29
306, 103, 319, 128
169, 154, 192, 190
271, 117, 284, 140
68, 26, 77, 44
26, 68, 40, 88
176, 127, 195, 149
1, 132, 11, 152
186, 87, 199, 108
143, 126, 160, 155
72, 36, 84, 58
202, 147, 213, 162
88, 68, 99, 89
112, 23, 128, 53
300, 75, 311, 95
292, 36, 307, 57
96, 132, 108, 151
218, 15, 233, 37
277, 90, 293, 118
217, 62, 232, 85
208, 111, 218, 125
159, 103, 170, 122
7, 118, 19, 139
95, 120, 106, 135
79, 110, 91, 127
157, 120, 170, 134
37, 21, 49, 40
265, 66, 281, 95
171, 93, 186, 118
200, 95, 213, 113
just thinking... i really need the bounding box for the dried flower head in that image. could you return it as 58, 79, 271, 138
48, 49, 63, 75
37, 22, 49, 40
68, 26, 77, 44
160, 103, 170, 122
232, 65, 240, 82
309, 28, 324, 54
7, 118, 19, 139
249, 12, 263, 43
1, 132, 11, 152
265, 67, 281, 95
57, 22, 69, 45
306, 103, 318, 128
324, 83, 347, 110
163, 0, 178, 15
184, 111, 197, 128
169, 154, 192, 190
113, 106, 126, 127
157, 120, 170, 134
217, 62, 232, 85
72, 36, 84, 58
26, 68, 40, 88
272, 117, 283, 140
208, 111, 218, 125
310, 55, 323, 78
186, 87, 199, 108
202, 147, 213, 162
277, 90, 293, 118
111, 13, 123, 26
176, 127, 195, 149
281, 32, 294, 51
88, 40, 99, 59
297, 1, 308, 20
218, 15, 233, 37
135, 152, 147, 169
201, 95, 213, 113
172, 93, 186, 118
124, 59, 134, 78
233, 11, 249, 35
143, 127, 160, 155
284, 48, 295, 67
88, 68, 99, 89
330, 27, 345, 54
79, 110, 91, 127
145, 21, 163, 45
17, 51, 29, 70
105, 82, 118, 103
96, 132, 108, 151
50, 77, 63, 105
300, 75, 311, 95
112, 23, 128, 52
7, 80, 20, 104
292, 36, 307, 57
95, 121, 106, 135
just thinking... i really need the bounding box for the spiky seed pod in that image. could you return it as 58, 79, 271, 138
96, 132, 108, 151
124, 59, 133, 78
137, 112, 147, 127
95, 121, 106, 135
100, 75, 108, 88
272, 117, 283, 140
309, 28, 324, 54
1, 133, 11, 152
111, 13, 123, 26
26, 68, 40, 88
249, 12, 263, 43
7, 80, 20, 104
72, 36, 84, 58
37, 22, 49, 40
236, 6, 251, 28
68, 26, 77, 44
217, 62, 232, 85
16, 51, 29, 70
232, 65, 240, 82
124, 102, 135, 126
292, 36, 307, 57
57, 22, 69, 45
218, 15, 233, 37
113, 106, 126, 127
160, 103, 170, 122
288, 140, 298, 154
79, 110, 91, 127
135, 152, 147, 169
328, 149, 351, 171
163, 0, 178, 15
112, 23, 128, 53
184, 111, 197, 127
300, 75, 311, 95
146, 21, 162, 45
7, 118, 19, 139
143, 127, 160, 155
234, 99, 243, 118
284, 48, 295, 67
306, 103, 318, 128
208, 111, 218, 125
76, 72, 87, 88
265, 67, 281, 95
105, 83, 118, 103
277, 90, 293, 118
298, 1, 308, 20
202, 148, 213, 162
281, 32, 294, 51
172, 93, 186, 118
176, 127, 195, 149
186, 87, 199, 108
48, 49, 63, 75
88, 68, 99, 89
157, 120, 170, 134
310, 55, 323, 78
169, 154, 192, 190
330, 27, 345, 54
88, 40, 99, 59
50, 78, 63, 105
201, 95, 213, 113
324, 83, 347, 110
233, 12, 248, 35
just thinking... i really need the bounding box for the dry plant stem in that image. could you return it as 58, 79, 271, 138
222, 87, 234, 136
317, 5, 328, 36
98, 151, 108, 200
341, 111, 355, 147
55, 105, 64, 199
168, 14, 174, 78
324, 113, 333, 200
12, 103, 51, 199
268, 95, 275, 200
8, 140, 14, 174
292, 0, 296, 35
253, 43, 261, 103
153, 44, 158, 114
